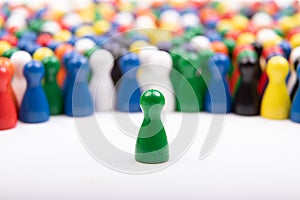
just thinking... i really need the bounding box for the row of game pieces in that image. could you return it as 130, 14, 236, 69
0, 0, 300, 132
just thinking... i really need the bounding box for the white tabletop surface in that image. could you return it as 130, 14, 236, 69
1, 112, 300, 200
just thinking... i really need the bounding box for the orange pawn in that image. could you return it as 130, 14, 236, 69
55, 44, 74, 87
210, 41, 229, 55
0, 64, 17, 130
0, 57, 18, 110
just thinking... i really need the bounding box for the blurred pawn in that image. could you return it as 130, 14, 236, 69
190, 35, 211, 52
64, 55, 94, 117
11, 51, 32, 106
33, 47, 54, 61
251, 12, 273, 29
54, 44, 74, 87
256, 29, 278, 45
233, 56, 260, 116
0, 65, 17, 130
290, 67, 300, 123
75, 38, 96, 54
117, 53, 142, 112
210, 41, 229, 55
0, 41, 12, 56
19, 61, 50, 123
261, 56, 290, 119
42, 56, 63, 115
89, 49, 115, 111
204, 53, 231, 113
180, 12, 200, 29
41, 20, 61, 35
137, 49, 175, 112
236, 32, 256, 46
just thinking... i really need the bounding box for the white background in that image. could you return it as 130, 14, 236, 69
1, 0, 300, 200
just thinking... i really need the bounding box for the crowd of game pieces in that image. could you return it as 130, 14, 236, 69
1, 0, 300, 134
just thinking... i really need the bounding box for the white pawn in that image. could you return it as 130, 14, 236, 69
137, 50, 175, 112
75, 38, 96, 54
10, 51, 32, 106
89, 49, 115, 111
190, 35, 211, 52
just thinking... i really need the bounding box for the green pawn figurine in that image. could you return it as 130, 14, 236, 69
42, 56, 63, 115
135, 89, 169, 164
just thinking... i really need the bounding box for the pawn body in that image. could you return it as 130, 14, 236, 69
42, 56, 63, 115
261, 56, 291, 119
205, 53, 232, 113
64, 55, 94, 117
89, 49, 115, 111
117, 53, 142, 112
19, 61, 50, 123
135, 89, 169, 164
138, 49, 175, 112
290, 67, 300, 123
234, 56, 260, 116
0, 66, 17, 130
10, 51, 32, 106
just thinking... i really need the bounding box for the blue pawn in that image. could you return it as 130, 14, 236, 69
117, 53, 142, 112
62, 51, 82, 94
290, 67, 300, 123
64, 55, 94, 117
204, 53, 232, 113
19, 61, 50, 123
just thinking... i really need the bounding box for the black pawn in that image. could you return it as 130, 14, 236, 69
233, 56, 260, 116
291, 57, 300, 100
103, 42, 128, 86
251, 42, 263, 79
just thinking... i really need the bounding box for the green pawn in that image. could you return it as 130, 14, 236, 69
135, 89, 169, 164
42, 56, 63, 115
176, 52, 206, 112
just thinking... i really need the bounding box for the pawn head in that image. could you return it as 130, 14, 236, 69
42, 56, 60, 78
0, 57, 14, 76
10, 51, 32, 78
119, 52, 140, 73
210, 53, 230, 75
140, 89, 165, 118
24, 60, 45, 87
238, 56, 257, 80
266, 56, 289, 82
89, 49, 114, 73
66, 55, 89, 81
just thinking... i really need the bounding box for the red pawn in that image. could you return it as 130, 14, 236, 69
0, 66, 17, 130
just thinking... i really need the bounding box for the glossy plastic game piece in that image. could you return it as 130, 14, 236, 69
0, 65, 17, 130
19, 60, 50, 123
42, 56, 63, 115
117, 52, 142, 112
190, 35, 211, 52
10, 51, 32, 106
261, 56, 291, 119
137, 49, 175, 111
3, 48, 19, 58
64, 55, 94, 117
135, 89, 169, 164
75, 38, 96, 54
204, 53, 231, 113
89, 49, 115, 111
233, 56, 260, 116
33, 47, 54, 61
176, 52, 207, 112
290, 67, 300, 123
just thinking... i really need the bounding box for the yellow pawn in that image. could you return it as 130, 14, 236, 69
261, 56, 291, 119
33, 47, 54, 61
